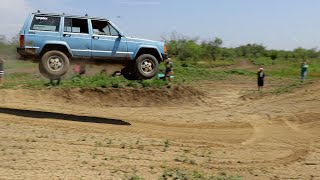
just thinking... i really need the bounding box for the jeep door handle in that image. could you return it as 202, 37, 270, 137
63, 34, 71, 37
92, 36, 99, 40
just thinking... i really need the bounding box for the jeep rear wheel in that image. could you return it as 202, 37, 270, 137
40, 50, 70, 79
135, 54, 159, 79
39, 63, 61, 80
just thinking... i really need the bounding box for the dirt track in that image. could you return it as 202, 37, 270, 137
0, 72, 320, 179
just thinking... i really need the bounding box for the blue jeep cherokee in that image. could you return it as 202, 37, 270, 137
17, 12, 168, 80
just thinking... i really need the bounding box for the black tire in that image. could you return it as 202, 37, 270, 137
40, 50, 70, 78
121, 67, 140, 80
135, 54, 159, 79
38, 63, 61, 80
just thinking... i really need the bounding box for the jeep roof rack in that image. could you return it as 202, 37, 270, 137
32, 11, 108, 21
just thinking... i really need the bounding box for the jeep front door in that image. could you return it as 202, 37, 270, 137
62, 17, 91, 57
91, 20, 128, 59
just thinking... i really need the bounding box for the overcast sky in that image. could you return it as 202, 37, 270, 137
0, 0, 319, 50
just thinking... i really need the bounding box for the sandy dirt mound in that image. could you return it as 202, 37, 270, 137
0, 78, 319, 179
1, 86, 205, 109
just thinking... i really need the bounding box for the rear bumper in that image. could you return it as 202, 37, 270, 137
17, 47, 37, 58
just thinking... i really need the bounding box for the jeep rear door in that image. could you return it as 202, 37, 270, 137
62, 17, 91, 57
90, 20, 129, 59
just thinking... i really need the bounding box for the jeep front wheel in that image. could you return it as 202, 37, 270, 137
135, 54, 159, 79
40, 50, 70, 79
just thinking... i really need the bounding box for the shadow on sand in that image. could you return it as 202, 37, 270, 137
0, 107, 131, 126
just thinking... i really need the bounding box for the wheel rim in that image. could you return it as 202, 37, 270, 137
47, 56, 64, 71
140, 59, 155, 74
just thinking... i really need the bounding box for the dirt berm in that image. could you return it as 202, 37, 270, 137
0, 78, 320, 179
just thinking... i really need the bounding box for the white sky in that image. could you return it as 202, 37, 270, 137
0, 0, 33, 38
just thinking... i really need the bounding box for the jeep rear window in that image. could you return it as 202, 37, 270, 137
64, 18, 89, 34
31, 16, 61, 32
91, 20, 119, 36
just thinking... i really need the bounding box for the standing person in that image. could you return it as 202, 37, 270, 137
165, 58, 174, 83
0, 57, 5, 85
301, 61, 309, 83
257, 68, 265, 91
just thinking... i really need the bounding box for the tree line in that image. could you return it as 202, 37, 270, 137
164, 33, 320, 65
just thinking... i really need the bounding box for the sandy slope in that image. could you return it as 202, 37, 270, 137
0, 73, 319, 179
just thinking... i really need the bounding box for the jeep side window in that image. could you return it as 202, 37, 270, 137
31, 16, 61, 32
91, 20, 119, 36
64, 18, 89, 34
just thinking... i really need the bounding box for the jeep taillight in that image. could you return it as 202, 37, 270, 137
164, 45, 167, 54
20, 35, 25, 47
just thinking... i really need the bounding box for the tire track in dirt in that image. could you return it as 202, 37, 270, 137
239, 113, 319, 167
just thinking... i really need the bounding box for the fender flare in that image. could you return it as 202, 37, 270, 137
133, 45, 163, 61
39, 41, 73, 57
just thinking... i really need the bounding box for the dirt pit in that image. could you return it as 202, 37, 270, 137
0, 78, 320, 179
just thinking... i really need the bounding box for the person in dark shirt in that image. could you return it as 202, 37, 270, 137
257, 68, 265, 91
300, 61, 309, 83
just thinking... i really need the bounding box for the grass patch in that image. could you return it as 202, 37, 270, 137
163, 139, 170, 152
267, 81, 310, 95
224, 69, 256, 76
0, 59, 232, 89
251, 57, 320, 79
129, 174, 145, 180
159, 169, 243, 180
4, 60, 37, 70
0, 56, 315, 91
182, 59, 236, 68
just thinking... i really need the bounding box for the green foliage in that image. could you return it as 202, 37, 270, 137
260, 81, 308, 95
269, 50, 278, 61
236, 44, 266, 58
214, 175, 244, 180
220, 47, 236, 60
178, 40, 203, 65
0, 58, 235, 90
4, 60, 37, 70
293, 47, 319, 60
164, 32, 320, 66
173, 65, 227, 82
224, 69, 255, 76
129, 175, 145, 180
251, 57, 320, 79
163, 139, 170, 152
0, 43, 18, 59
141, 79, 168, 88
159, 169, 243, 180
201, 38, 223, 61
